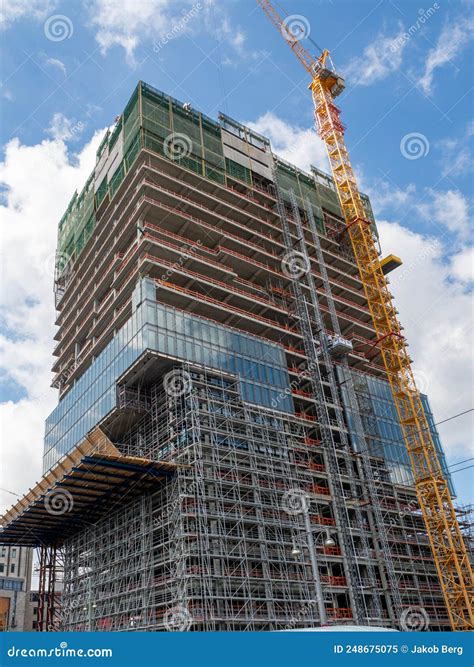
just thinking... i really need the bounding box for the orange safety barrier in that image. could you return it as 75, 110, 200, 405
296, 413, 317, 422
292, 388, 312, 397
55, 251, 124, 346
327, 607, 353, 619
307, 462, 325, 471
141, 248, 286, 311
142, 177, 279, 243
311, 485, 330, 496
140, 189, 279, 253
311, 515, 336, 526
323, 546, 342, 556
144, 157, 276, 212
154, 278, 296, 334
321, 575, 347, 586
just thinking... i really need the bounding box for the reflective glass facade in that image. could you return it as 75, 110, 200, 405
44, 306, 146, 471
44, 279, 293, 470
339, 367, 454, 492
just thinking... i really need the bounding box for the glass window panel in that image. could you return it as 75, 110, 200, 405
194, 342, 203, 365
158, 332, 166, 354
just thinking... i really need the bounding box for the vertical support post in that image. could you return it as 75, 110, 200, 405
46, 544, 57, 631
87, 573, 93, 632
37, 546, 47, 632
303, 510, 327, 625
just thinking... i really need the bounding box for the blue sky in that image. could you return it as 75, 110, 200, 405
0, 0, 473, 508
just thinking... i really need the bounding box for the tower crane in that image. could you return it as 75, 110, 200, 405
257, 0, 473, 631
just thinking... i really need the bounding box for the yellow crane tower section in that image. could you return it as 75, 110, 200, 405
257, 0, 473, 631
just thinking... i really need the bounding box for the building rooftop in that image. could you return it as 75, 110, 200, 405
54, 81, 374, 286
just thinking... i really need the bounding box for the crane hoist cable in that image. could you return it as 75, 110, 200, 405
209, 2, 229, 116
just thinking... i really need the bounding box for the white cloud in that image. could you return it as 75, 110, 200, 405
367, 179, 471, 243
437, 138, 471, 178
416, 189, 470, 242
0, 0, 55, 30
365, 177, 473, 467
46, 112, 86, 141
85, 0, 262, 68
367, 180, 417, 212
86, 0, 172, 63
344, 26, 407, 86
247, 112, 328, 174
206, 10, 266, 65
418, 17, 474, 94
215, 15, 245, 55
85, 0, 203, 65
436, 122, 474, 178
378, 221, 473, 461
450, 246, 474, 284
0, 126, 104, 514
45, 57, 67, 76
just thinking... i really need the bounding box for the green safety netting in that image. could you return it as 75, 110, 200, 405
57, 83, 346, 276
275, 163, 327, 233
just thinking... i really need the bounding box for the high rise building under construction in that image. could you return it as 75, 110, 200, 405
0, 82, 467, 632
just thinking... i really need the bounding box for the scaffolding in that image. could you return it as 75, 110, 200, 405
61, 495, 154, 631
5, 76, 464, 633
37, 544, 63, 632
274, 184, 388, 624
302, 194, 403, 625
55, 363, 370, 630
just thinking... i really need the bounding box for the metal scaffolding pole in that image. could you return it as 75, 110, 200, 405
304, 196, 403, 626
274, 182, 372, 624
303, 509, 327, 625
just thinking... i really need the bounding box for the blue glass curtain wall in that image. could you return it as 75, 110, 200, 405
44, 288, 293, 470
337, 366, 454, 493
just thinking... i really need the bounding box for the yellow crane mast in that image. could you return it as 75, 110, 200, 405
257, 0, 473, 631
